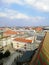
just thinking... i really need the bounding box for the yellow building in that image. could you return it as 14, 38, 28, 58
34, 32, 49, 65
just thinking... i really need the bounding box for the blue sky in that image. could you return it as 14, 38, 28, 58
0, 0, 49, 27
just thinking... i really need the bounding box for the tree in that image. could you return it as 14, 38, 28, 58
0, 51, 3, 59
4, 50, 10, 58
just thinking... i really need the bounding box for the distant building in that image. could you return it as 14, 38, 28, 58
35, 27, 43, 32
3, 30, 18, 37
43, 26, 49, 32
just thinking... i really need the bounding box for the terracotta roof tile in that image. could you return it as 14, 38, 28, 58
4, 30, 17, 35
35, 27, 43, 31
14, 38, 32, 43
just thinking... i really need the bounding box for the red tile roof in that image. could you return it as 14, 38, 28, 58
4, 30, 25, 36
14, 38, 32, 43
4, 30, 17, 35
35, 27, 43, 31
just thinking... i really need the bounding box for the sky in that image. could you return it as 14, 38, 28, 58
0, 0, 49, 27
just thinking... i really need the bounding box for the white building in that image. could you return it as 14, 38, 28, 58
12, 37, 34, 50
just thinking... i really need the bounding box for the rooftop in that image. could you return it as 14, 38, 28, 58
4, 30, 17, 35
14, 37, 32, 43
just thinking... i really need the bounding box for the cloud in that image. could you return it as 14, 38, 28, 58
0, 16, 47, 27
0, 12, 7, 17
0, 8, 45, 21
24, 0, 49, 12
0, 8, 29, 19
1, 0, 23, 5
1, 0, 49, 12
